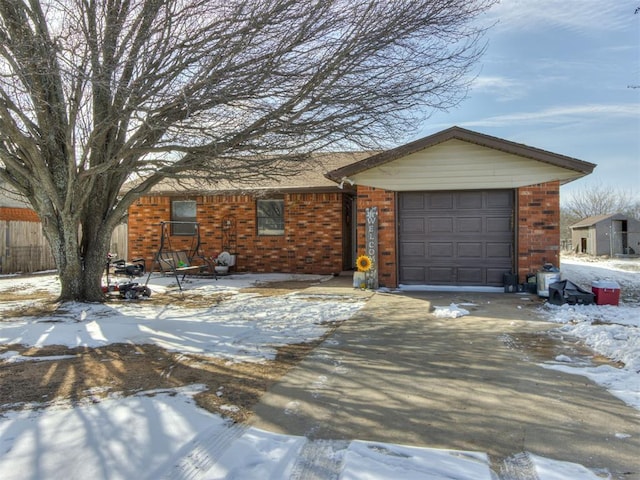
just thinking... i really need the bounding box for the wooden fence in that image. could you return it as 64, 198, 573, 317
109, 224, 128, 261
0, 221, 128, 275
0, 221, 55, 274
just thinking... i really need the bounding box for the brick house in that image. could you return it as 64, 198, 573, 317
127, 152, 370, 276
128, 126, 595, 288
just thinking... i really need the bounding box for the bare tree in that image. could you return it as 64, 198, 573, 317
563, 184, 639, 219
0, 0, 496, 301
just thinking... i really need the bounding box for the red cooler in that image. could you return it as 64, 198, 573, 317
591, 280, 620, 306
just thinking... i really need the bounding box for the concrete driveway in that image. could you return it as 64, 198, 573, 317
250, 284, 640, 478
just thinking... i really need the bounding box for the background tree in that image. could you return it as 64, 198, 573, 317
0, 0, 496, 301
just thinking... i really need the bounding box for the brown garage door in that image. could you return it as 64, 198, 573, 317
399, 190, 514, 286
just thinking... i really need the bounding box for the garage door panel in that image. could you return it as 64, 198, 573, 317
458, 243, 482, 257
428, 267, 454, 283
457, 268, 483, 283
429, 242, 453, 257
458, 217, 482, 233
487, 268, 508, 284
486, 242, 511, 258
401, 242, 425, 257
458, 192, 483, 209
428, 218, 453, 233
399, 190, 514, 286
427, 193, 453, 209
487, 190, 513, 208
401, 266, 426, 283
401, 193, 425, 210
401, 218, 425, 234
487, 217, 511, 233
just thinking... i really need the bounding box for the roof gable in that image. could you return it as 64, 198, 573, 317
326, 126, 596, 191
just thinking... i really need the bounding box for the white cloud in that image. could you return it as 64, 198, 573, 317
486, 0, 631, 34
459, 103, 640, 127
473, 76, 517, 89
470, 75, 528, 101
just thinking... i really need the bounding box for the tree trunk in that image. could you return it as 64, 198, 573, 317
46, 215, 112, 302
57, 258, 105, 302
79, 218, 113, 302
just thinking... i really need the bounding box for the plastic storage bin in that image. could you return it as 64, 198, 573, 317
537, 270, 561, 297
591, 280, 620, 306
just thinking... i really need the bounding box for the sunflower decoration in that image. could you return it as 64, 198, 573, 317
356, 254, 373, 272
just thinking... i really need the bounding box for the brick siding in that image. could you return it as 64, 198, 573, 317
516, 181, 561, 281
128, 192, 347, 275
130, 182, 561, 287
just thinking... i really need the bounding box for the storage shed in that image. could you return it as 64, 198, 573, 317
570, 214, 640, 256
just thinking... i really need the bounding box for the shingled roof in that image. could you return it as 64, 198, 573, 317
146, 151, 375, 196
570, 213, 628, 229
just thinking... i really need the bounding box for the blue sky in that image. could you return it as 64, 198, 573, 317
416, 0, 640, 202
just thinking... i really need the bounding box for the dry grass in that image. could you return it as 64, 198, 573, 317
0, 279, 339, 423
0, 337, 335, 423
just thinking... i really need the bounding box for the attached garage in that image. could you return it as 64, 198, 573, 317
399, 190, 513, 286
326, 126, 596, 289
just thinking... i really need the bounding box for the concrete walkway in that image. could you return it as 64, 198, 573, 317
251, 284, 640, 478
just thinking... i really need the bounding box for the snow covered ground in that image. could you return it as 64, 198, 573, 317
541, 255, 640, 410
0, 273, 364, 363
0, 259, 638, 480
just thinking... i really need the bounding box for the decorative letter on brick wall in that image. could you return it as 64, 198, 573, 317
365, 206, 378, 289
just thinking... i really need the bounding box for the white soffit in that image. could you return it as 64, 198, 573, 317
349, 139, 583, 191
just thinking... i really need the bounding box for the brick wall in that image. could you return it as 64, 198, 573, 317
355, 186, 397, 288
129, 183, 561, 286
128, 192, 347, 275
0, 207, 40, 222
516, 181, 561, 281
